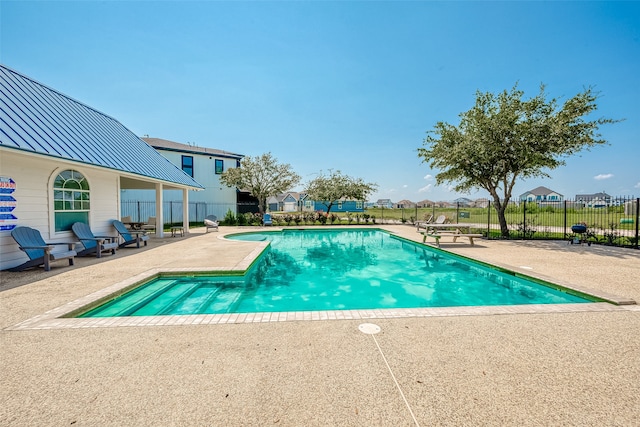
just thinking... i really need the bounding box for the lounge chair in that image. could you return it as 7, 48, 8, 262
112, 219, 150, 248
71, 222, 118, 258
434, 215, 447, 224
417, 214, 448, 233
204, 215, 219, 233
262, 213, 273, 226
9, 226, 77, 271
141, 217, 156, 233
121, 215, 132, 229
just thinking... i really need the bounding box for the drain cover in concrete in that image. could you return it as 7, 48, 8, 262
358, 323, 381, 334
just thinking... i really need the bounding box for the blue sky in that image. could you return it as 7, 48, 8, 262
2, 1, 639, 202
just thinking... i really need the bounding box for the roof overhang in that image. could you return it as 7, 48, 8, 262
1, 146, 203, 191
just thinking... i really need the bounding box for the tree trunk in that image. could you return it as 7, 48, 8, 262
496, 204, 510, 237
488, 191, 510, 238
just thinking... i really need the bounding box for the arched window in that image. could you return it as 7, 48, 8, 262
53, 170, 90, 231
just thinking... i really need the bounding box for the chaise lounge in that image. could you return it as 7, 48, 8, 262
112, 219, 150, 248
71, 222, 118, 258
9, 226, 77, 271
204, 215, 219, 232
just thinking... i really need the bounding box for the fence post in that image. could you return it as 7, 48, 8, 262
456, 202, 460, 221
137, 201, 141, 222
564, 200, 568, 240
522, 200, 526, 240
631, 197, 640, 249
487, 200, 491, 239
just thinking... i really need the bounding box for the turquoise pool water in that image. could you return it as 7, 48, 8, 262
79, 229, 592, 317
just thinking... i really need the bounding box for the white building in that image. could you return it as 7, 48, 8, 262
121, 137, 243, 220
0, 65, 202, 271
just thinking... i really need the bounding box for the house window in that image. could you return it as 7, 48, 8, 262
182, 156, 194, 177
53, 170, 90, 232
305, 200, 312, 208
356, 201, 363, 209
215, 159, 224, 174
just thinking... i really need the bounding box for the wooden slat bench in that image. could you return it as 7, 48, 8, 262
422, 232, 483, 247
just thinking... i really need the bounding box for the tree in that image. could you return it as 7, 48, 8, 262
418, 83, 619, 237
305, 170, 377, 214
219, 153, 300, 214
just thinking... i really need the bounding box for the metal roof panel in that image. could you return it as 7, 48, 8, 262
0, 65, 203, 189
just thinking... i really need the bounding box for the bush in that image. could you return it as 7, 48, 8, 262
222, 209, 237, 226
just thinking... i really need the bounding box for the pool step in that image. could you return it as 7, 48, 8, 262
83, 279, 180, 317
132, 282, 203, 316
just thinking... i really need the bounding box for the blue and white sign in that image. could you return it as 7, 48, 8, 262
0, 177, 17, 231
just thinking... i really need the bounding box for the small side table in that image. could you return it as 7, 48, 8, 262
170, 226, 184, 237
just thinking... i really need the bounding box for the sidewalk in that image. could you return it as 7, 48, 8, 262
1, 225, 639, 426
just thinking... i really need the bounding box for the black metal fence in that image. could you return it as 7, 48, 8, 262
123, 197, 639, 249
121, 201, 236, 225
403, 196, 638, 249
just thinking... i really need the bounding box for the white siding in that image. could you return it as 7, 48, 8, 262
0, 150, 120, 270
121, 150, 238, 205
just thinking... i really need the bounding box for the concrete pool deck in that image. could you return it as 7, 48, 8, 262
1, 225, 639, 425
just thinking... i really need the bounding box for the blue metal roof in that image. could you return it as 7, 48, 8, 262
0, 65, 203, 189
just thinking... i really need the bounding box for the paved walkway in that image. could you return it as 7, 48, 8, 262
1, 225, 639, 426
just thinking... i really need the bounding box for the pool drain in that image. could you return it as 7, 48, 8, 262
358, 323, 381, 334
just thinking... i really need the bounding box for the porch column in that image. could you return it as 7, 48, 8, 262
155, 183, 164, 238
182, 188, 189, 233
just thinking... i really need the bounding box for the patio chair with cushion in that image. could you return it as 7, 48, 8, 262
204, 215, 219, 233
71, 222, 118, 258
142, 217, 156, 233
263, 213, 273, 226
112, 219, 150, 248
9, 226, 77, 271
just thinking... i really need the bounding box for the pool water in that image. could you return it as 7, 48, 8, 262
80, 229, 592, 317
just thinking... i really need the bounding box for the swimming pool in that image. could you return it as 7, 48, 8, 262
78, 229, 594, 318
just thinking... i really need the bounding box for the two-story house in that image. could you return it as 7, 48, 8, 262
519, 186, 564, 204
121, 137, 243, 220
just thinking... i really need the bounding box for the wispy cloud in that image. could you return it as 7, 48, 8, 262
418, 184, 432, 193
594, 173, 613, 181
402, 184, 408, 188
423, 174, 433, 180
635, 182, 640, 189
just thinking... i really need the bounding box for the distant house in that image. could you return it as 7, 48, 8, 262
416, 199, 434, 208
267, 192, 365, 213
0, 65, 202, 270
267, 192, 300, 212
453, 197, 473, 207
519, 186, 564, 203
376, 199, 393, 209
576, 192, 613, 208
395, 199, 415, 208
473, 198, 490, 208
434, 201, 454, 208
315, 199, 364, 213
120, 137, 243, 220
306, 196, 364, 213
